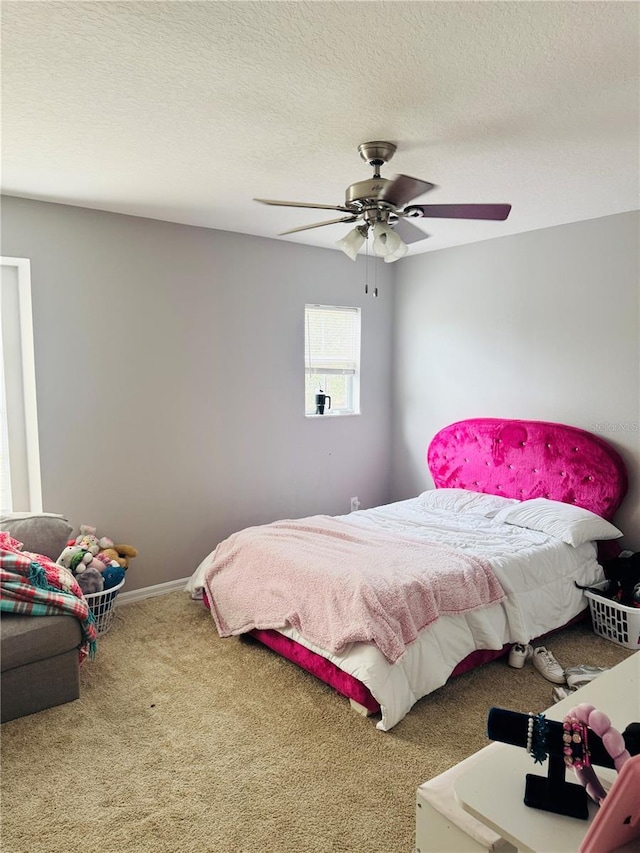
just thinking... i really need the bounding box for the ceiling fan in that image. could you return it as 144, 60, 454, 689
255, 141, 512, 262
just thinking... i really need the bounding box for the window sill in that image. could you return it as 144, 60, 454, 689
305, 412, 360, 418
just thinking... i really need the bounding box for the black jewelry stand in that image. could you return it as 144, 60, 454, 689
523, 753, 588, 819
487, 708, 640, 821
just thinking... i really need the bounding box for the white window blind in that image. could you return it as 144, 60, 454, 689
305, 305, 360, 376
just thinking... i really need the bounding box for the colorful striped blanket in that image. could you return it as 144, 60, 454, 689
0, 532, 97, 660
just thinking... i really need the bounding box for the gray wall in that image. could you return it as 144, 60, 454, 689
391, 211, 640, 549
3, 196, 638, 588
1, 196, 394, 590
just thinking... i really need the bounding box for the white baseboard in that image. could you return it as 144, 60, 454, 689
117, 577, 190, 606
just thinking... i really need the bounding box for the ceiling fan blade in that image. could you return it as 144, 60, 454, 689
378, 175, 436, 207
392, 217, 430, 244
405, 203, 512, 221
279, 216, 358, 236
255, 198, 352, 212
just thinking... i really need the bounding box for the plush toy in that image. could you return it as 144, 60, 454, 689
97, 543, 138, 569
71, 524, 101, 555
57, 545, 85, 573
113, 544, 137, 569
102, 564, 126, 590
68, 525, 138, 570
75, 533, 100, 555
57, 545, 105, 576
96, 548, 120, 567
76, 567, 104, 595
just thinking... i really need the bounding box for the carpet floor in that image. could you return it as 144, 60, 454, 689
1, 592, 632, 853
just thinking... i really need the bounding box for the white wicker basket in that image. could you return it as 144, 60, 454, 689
84, 577, 125, 635
584, 582, 640, 650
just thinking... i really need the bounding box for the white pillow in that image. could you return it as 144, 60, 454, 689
419, 488, 520, 518
493, 498, 623, 547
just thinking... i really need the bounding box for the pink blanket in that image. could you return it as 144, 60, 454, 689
204, 515, 505, 664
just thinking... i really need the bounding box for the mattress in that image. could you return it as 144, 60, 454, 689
187, 493, 605, 730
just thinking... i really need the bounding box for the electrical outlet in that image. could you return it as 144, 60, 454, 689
350, 496, 360, 512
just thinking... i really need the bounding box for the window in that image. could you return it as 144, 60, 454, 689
304, 304, 361, 416
1, 257, 42, 513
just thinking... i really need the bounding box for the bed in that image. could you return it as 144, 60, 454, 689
187, 418, 628, 730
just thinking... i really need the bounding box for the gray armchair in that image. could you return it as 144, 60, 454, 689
1, 513, 84, 723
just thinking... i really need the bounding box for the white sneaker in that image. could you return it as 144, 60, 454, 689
565, 665, 609, 690
532, 646, 565, 684
551, 685, 575, 703
508, 643, 533, 669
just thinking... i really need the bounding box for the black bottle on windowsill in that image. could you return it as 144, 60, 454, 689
315, 391, 331, 415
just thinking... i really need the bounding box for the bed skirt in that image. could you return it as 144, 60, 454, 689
203, 591, 587, 719
246, 630, 515, 715
247, 610, 588, 717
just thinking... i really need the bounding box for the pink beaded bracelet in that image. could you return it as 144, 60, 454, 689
564, 703, 631, 804
563, 715, 590, 770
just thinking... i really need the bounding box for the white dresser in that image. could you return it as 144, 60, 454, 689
416, 651, 639, 853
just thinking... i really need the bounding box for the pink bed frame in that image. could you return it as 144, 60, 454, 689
237, 419, 628, 716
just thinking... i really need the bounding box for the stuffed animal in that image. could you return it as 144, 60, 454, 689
97, 543, 138, 569
73, 524, 101, 555
113, 544, 137, 569
57, 545, 105, 576
76, 567, 104, 595
102, 564, 126, 590
75, 533, 100, 555
57, 545, 85, 574
67, 525, 138, 570
96, 548, 120, 567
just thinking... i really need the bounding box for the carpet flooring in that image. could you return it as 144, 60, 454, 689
0, 592, 632, 853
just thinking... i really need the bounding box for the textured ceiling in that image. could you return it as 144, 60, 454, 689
2, 1, 639, 256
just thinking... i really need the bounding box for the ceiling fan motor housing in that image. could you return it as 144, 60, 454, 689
345, 178, 393, 209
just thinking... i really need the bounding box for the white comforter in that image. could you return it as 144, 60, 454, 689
187, 496, 604, 730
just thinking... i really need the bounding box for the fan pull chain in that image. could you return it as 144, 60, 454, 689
362, 231, 379, 296
374, 250, 378, 297
364, 237, 369, 294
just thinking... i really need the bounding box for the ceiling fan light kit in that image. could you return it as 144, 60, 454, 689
372, 222, 406, 261
255, 141, 511, 263
383, 240, 409, 264
336, 225, 367, 261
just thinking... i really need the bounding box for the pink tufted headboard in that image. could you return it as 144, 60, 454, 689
427, 418, 627, 520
